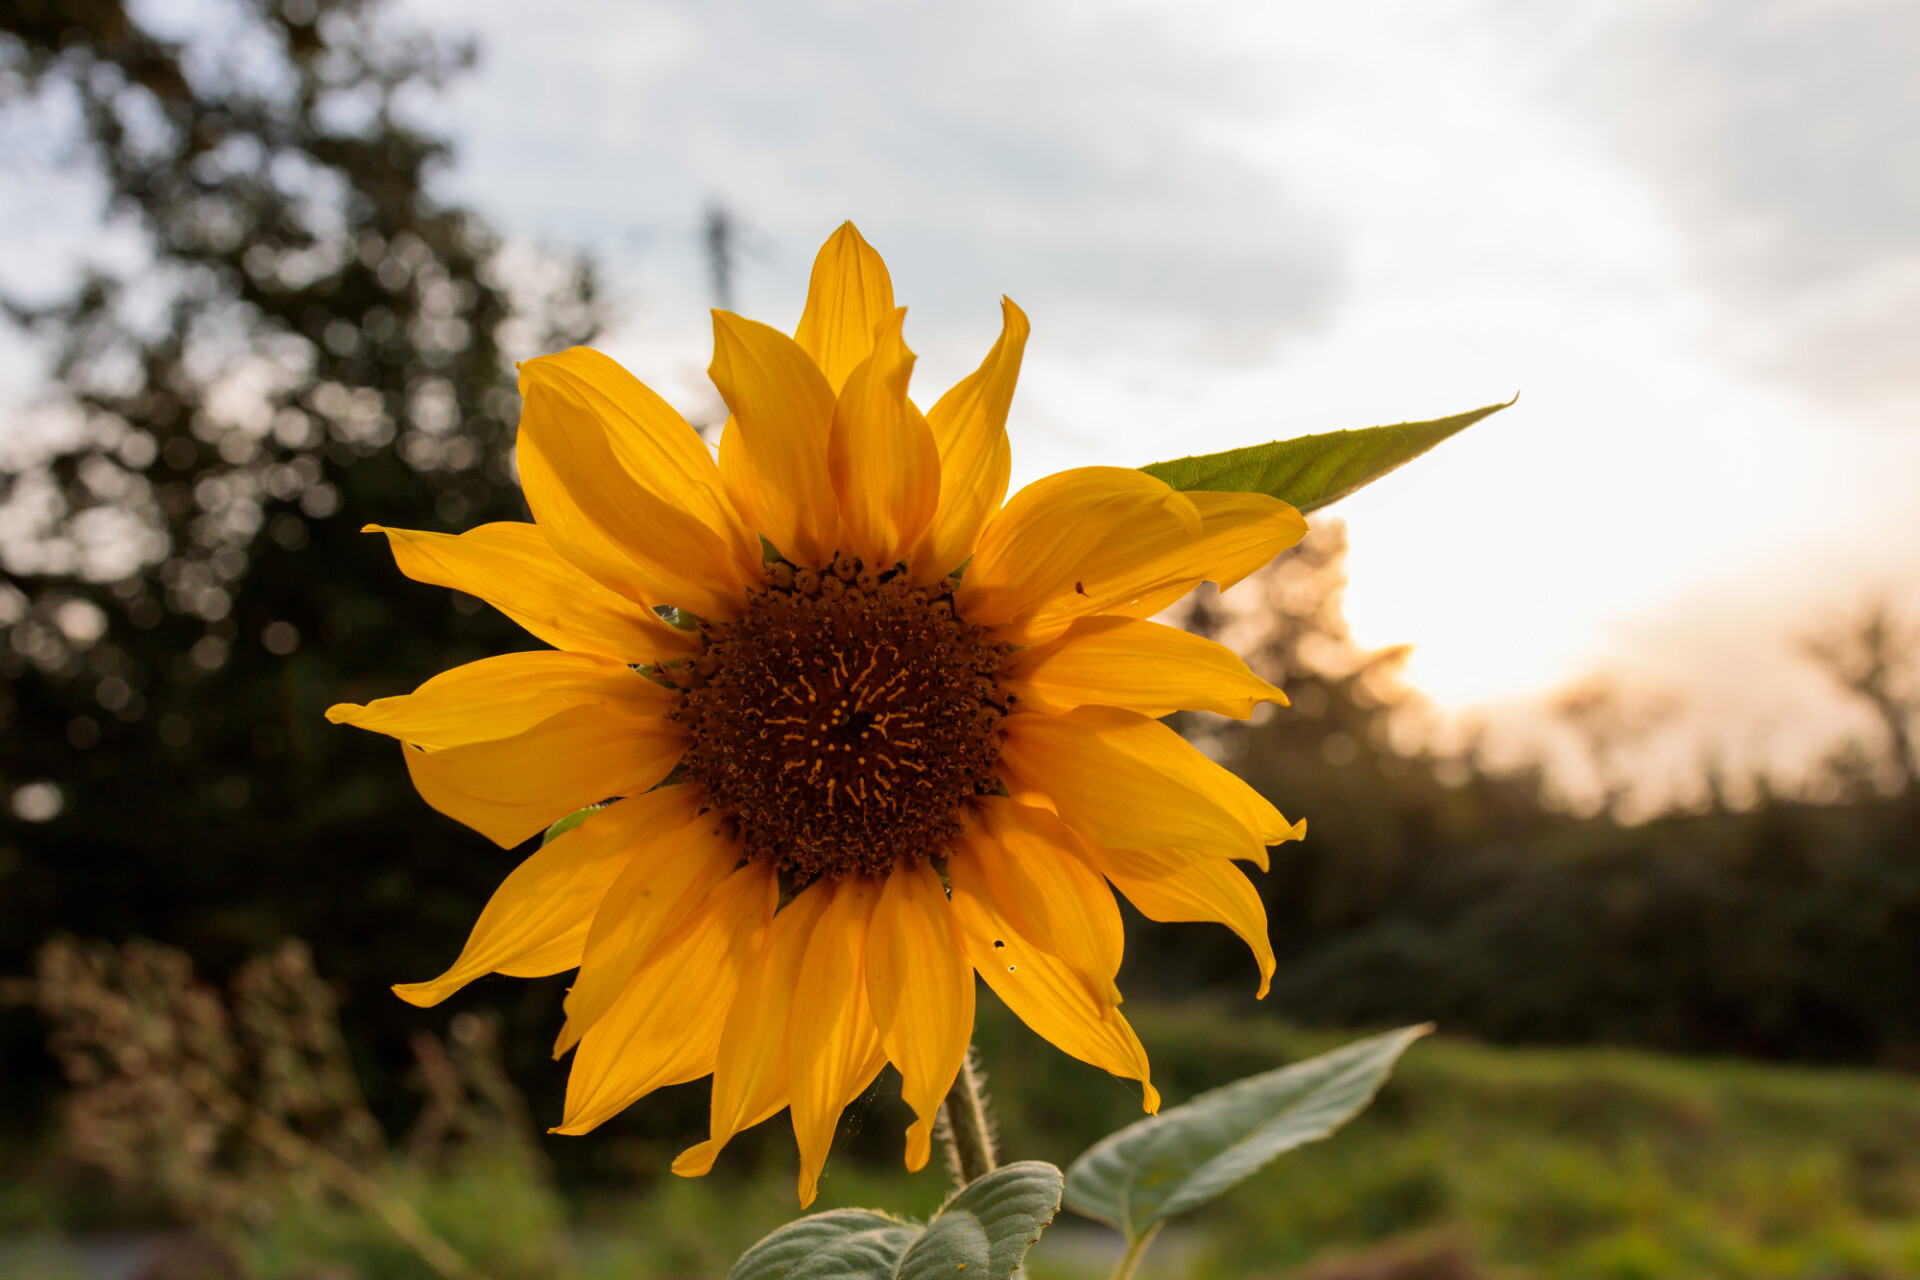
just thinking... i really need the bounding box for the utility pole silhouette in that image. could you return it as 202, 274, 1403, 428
704, 202, 736, 312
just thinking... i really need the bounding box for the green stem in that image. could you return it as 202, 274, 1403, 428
939, 1046, 997, 1186
1109, 1223, 1164, 1280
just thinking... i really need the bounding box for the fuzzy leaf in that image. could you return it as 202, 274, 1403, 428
1140, 400, 1514, 514
728, 1209, 919, 1280
912, 1161, 1063, 1280
1064, 1026, 1430, 1241
725, 1163, 1064, 1280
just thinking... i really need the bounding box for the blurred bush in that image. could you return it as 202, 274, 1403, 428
29, 934, 568, 1279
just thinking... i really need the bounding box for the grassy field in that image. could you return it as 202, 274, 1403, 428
14, 999, 1920, 1279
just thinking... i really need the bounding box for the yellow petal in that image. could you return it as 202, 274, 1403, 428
404, 702, 687, 848
555, 860, 777, 1134
908, 297, 1028, 581
955, 467, 1201, 642
672, 879, 833, 1179
1000, 706, 1303, 870
1003, 615, 1287, 719
789, 876, 889, 1207
392, 784, 703, 1008
1080, 842, 1276, 999
518, 357, 756, 618
527, 347, 748, 542
793, 222, 897, 394
961, 480, 1307, 645
865, 861, 974, 1173
949, 857, 1159, 1113
327, 651, 674, 750
828, 307, 940, 569
369, 523, 698, 662
954, 798, 1123, 1008
1018, 491, 1310, 644
557, 809, 744, 1052
711, 312, 840, 567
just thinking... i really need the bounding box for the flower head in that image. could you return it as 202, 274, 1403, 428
329, 223, 1308, 1205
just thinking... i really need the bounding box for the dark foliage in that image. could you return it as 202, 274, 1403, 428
1124, 527, 1920, 1069
0, 0, 598, 1152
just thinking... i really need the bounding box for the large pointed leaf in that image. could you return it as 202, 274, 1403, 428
1064, 1025, 1430, 1241
727, 1163, 1064, 1280
1140, 400, 1513, 514
728, 1210, 919, 1280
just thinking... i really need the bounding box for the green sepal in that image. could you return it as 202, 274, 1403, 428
1140, 399, 1515, 514
1063, 1025, 1430, 1243
540, 804, 602, 845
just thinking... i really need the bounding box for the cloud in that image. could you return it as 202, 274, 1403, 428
402, 0, 1345, 361
1492, 0, 1920, 421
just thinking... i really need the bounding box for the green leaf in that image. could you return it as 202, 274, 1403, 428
1140, 399, 1514, 514
725, 1163, 1063, 1280
728, 1209, 920, 1280
540, 804, 602, 845
1063, 1025, 1431, 1242
916, 1161, 1064, 1280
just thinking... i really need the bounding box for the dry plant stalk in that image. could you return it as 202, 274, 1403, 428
34, 936, 493, 1280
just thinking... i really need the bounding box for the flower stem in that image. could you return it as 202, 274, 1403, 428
1108, 1223, 1164, 1280
939, 1045, 997, 1186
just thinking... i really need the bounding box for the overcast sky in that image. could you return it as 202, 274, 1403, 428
382, 0, 1918, 793
8, 0, 1917, 798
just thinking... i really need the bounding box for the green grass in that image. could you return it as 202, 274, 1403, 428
605, 1002, 1920, 1280
17, 1000, 1920, 1279
990, 1004, 1920, 1279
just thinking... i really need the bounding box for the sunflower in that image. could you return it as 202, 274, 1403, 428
329, 223, 1309, 1206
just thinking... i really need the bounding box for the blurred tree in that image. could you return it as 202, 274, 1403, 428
1131, 523, 1560, 996
1804, 599, 1920, 794
1140, 531, 1920, 1069
0, 0, 598, 1139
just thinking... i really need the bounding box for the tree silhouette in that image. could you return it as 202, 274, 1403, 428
0, 0, 598, 1128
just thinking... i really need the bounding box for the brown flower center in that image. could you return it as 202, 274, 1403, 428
670, 555, 1011, 884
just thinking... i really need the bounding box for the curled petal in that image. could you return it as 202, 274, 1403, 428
392, 785, 702, 1008
949, 856, 1158, 1113
909, 297, 1028, 580
794, 222, 897, 393
1000, 706, 1303, 869
369, 522, 697, 662
1080, 842, 1276, 999
829, 307, 940, 569
1003, 615, 1287, 719
711, 313, 840, 567
866, 861, 973, 1172
556, 861, 777, 1134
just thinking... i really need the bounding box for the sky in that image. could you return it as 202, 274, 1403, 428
8, 0, 1918, 801
379, 0, 1917, 797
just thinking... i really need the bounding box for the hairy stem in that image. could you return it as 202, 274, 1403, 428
938, 1045, 997, 1186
